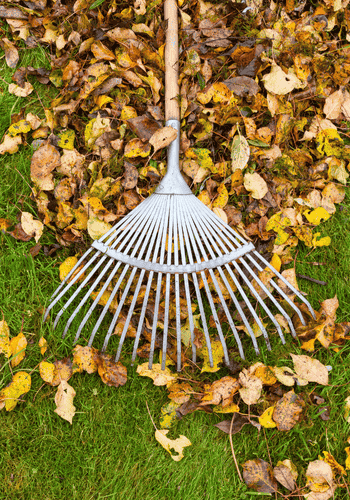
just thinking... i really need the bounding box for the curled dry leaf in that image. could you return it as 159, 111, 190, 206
155, 429, 191, 462
149, 126, 177, 153
242, 459, 278, 494
273, 390, 305, 431
137, 362, 177, 386
305, 460, 334, 498
0, 372, 31, 411
54, 380, 76, 424
21, 212, 44, 243
9, 330, 27, 367
290, 354, 329, 385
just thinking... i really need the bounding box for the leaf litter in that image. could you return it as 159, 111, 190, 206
0, 0, 350, 492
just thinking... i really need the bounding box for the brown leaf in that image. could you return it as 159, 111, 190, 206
123, 190, 140, 210
1, 38, 19, 68
242, 459, 278, 494
200, 376, 239, 406
122, 162, 138, 189
51, 358, 73, 386
273, 390, 305, 431
273, 461, 297, 491
30, 143, 61, 191
224, 76, 259, 97
214, 413, 253, 435
127, 115, 161, 141
96, 354, 127, 387
10, 223, 33, 242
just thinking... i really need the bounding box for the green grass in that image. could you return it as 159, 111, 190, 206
1, 37, 350, 500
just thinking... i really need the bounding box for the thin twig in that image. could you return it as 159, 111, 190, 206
145, 400, 157, 430
296, 274, 327, 286
229, 413, 243, 482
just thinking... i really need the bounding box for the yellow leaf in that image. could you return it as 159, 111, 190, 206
38, 337, 48, 355
155, 429, 191, 461
0, 318, 11, 358
72, 345, 98, 374
57, 129, 75, 150
213, 403, 240, 414
345, 447, 350, 470
54, 380, 76, 424
8, 119, 31, 136
312, 233, 331, 247
200, 340, 224, 373
120, 106, 137, 121
124, 138, 151, 158
159, 401, 180, 429
87, 217, 112, 240
0, 372, 31, 411
136, 363, 178, 386
212, 184, 229, 209
197, 190, 212, 207
10, 331, 27, 368
59, 256, 82, 282
304, 207, 331, 226
39, 361, 55, 385
270, 253, 281, 272
259, 406, 277, 428
319, 451, 345, 476
316, 128, 343, 157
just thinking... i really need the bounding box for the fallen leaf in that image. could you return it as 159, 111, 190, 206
319, 451, 345, 476
200, 376, 240, 406
1, 37, 19, 68
121, 161, 138, 189
39, 360, 55, 384
244, 172, 268, 199
38, 336, 48, 355
149, 126, 177, 153
0, 134, 22, 155
159, 401, 180, 429
239, 369, 263, 405
273, 390, 305, 431
72, 345, 98, 374
273, 460, 297, 491
259, 406, 277, 428
51, 358, 73, 386
54, 380, 76, 424
242, 459, 278, 494
30, 143, 61, 190
8, 82, 34, 97
305, 460, 334, 493
0, 372, 31, 411
290, 354, 329, 385
9, 330, 27, 367
231, 135, 250, 172
96, 354, 127, 387
214, 413, 255, 434
0, 318, 11, 358
262, 63, 304, 95
87, 217, 112, 240
137, 363, 177, 386
155, 429, 191, 462
200, 339, 225, 373
20, 212, 44, 243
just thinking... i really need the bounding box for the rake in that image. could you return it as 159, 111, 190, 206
44, 0, 315, 371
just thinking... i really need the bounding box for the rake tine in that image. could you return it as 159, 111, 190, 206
149, 196, 171, 369
115, 198, 169, 363
132, 197, 171, 364
192, 199, 282, 348
75, 196, 166, 344
173, 197, 182, 371
176, 198, 196, 364
161, 195, 174, 369
180, 199, 214, 367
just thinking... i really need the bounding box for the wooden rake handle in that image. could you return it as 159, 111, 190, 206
164, 0, 180, 121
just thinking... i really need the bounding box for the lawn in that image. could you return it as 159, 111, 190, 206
1, 4, 350, 500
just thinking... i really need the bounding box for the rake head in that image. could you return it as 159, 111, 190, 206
44, 188, 315, 371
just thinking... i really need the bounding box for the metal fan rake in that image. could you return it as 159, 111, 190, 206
44, 0, 315, 370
